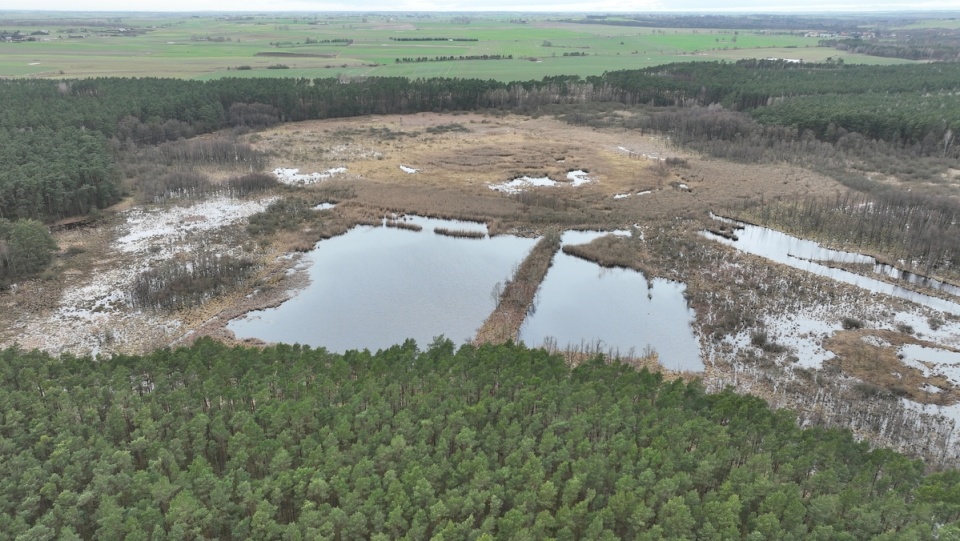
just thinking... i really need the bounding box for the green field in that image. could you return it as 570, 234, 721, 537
0, 13, 917, 81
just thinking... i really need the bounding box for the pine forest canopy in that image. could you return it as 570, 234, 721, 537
3, 338, 960, 539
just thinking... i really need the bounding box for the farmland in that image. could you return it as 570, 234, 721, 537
0, 13, 914, 80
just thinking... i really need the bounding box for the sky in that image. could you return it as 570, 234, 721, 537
3, 0, 959, 12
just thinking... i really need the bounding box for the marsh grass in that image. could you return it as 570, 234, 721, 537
824, 329, 959, 406
434, 228, 485, 239
475, 229, 561, 344
384, 220, 423, 232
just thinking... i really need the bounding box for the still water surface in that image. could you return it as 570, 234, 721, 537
228, 216, 536, 351
520, 231, 704, 372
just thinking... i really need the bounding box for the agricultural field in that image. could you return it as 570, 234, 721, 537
0, 12, 916, 80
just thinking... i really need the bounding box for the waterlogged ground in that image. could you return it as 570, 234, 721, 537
5, 112, 960, 465
1, 197, 275, 356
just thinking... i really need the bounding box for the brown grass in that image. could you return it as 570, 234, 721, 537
823, 329, 960, 406
474, 230, 562, 345
434, 227, 485, 239
384, 220, 423, 232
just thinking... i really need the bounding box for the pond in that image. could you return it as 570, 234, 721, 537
228, 216, 537, 352
705, 217, 960, 315
519, 231, 704, 372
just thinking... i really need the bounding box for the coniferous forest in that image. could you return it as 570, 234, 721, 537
4, 49, 960, 539
2, 339, 960, 540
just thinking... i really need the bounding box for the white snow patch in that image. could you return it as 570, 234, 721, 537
314, 202, 337, 211
489, 172, 598, 194
613, 193, 632, 199
399, 165, 419, 174
274, 167, 347, 185
566, 170, 593, 186
765, 312, 841, 369
116, 197, 274, 255
488, 176, 558, 194
899, 344, 960, 386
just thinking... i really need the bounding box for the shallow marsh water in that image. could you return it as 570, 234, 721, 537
519, 231, 704, 372
228, 216, 536, 352
705, 218, 960, 315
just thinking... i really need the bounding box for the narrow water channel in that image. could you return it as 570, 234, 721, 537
705, 217, 960, 315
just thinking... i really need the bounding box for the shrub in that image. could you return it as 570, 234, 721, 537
0, 219, 58, 286
130, 253, 255, 311
841, 317, 864, 330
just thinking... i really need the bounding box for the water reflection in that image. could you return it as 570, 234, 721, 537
705, 217, 960, 315
228, 216, 537, 352
520, 231, 704, 372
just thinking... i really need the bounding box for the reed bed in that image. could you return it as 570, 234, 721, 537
474, 229, 561, 345
384, 220, 423, 232
434, 228, 485, 239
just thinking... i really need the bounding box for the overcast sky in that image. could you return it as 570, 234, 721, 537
4, 0, 959, 13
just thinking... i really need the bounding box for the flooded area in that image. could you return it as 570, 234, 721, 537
705, 218, 960, 315
899, 344, 960, 385
520, 231, 704, 372
228, 216, 537, 352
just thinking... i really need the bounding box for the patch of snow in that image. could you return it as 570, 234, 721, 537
116, 197, 274, 255
899, 344, 960, 385
613, 193, 631, 199
488, 176, 558, 194
900, 398, 960, 433
560, 229, 631, 246
566, 170, 593, 186
274, 167, 347, 185
314, 203, 337, 211
765, 311, 841, 369
400, 165, 419, 174
637, 190, 652, 195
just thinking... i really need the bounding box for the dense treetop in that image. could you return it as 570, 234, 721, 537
1, 338, 960, 540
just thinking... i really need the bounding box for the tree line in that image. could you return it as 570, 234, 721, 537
389, 37, 478, 41
394, 54, 512, 63
2, 60, 959, 281
3, 337, 960, 539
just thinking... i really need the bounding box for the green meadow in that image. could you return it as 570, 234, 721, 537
0, 13, 916, 80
